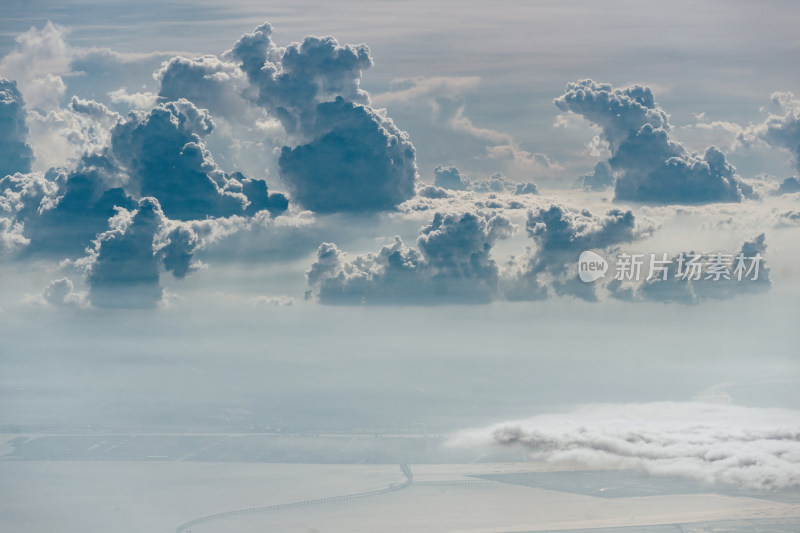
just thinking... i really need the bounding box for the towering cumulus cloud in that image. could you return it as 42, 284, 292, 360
83, 197, 232, 308
230, 23, 417, 213
306, 211, 512, 304
110, 99, 287, 220
0, 99, 286, 263
0, 76, 288, 307
1, 96, 287, 259
0, 78, 34, 176
87, 197, 164, 308
556, 80, 748, 204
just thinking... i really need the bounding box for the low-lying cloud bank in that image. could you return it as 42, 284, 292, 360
305, 204, 655, 304
448, 402, 800, 491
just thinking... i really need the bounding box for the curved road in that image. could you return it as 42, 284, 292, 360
175, 464, 414, 533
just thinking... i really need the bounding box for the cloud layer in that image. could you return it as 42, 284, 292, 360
306, 210, 513, 304
449, 402, 800, 491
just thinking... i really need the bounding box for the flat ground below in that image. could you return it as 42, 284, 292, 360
1, 460, 799, 533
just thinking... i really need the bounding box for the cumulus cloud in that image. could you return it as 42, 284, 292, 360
774, 176, 800, 195
417, 184, 450, 199
0, 97, 287, 262
448, 402, 800, 491
306, 211, 513, 304
628, 234, 771, 304
230, 23, 372, 134
0, 24, 118, 171
0, 216, 28, 253
107, 88, 158, 110
0, 24, 154, 172
0, 70, 288, 308
251, 294, 294, 306
277, 98, 416, 213
0, 78, 34, 176
109, 99, 288, 220
467, 172, 539, 196
470, 172, 513, 193
433, 165, 469, 191
78, 197, 243, 308
507, 204, 645, 302
32, 277, 87, 308
743, 92, 800, 172
229, 23, 417, 213
20, 168, 136, 257
85, 197, 164, 308
157, 54, 254, 123
513, 182, 539, 195
0, 22, 73, 112
574, 161, 613, 191
555, 80, 749, 204
306, 204, 657, 305
25, 96, 122, 171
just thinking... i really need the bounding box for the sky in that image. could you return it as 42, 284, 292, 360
0, 0, 799, 493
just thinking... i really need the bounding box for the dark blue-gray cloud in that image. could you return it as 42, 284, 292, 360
87, 197, 164, 309
0, 165, 136, 258
417, 184, 449, 199
507, 205, 643, 302
1, 95, 287, 263
229, 23, 417, 213
0, 78, 34, 176
230, 23, 372, 135
24, 168, 136, 257
775, 177, 800, 195
632, 234, 771, 304
84, 197, 230, 308
307, 205, 650, 305
513, 182, 539, 195
0, 89, 291, 308
110, 99, 287, 221
556, 80, 749, 204
433, 165, 468, 191
467, 172, 538, 195
306, 211, 513, 304
748, 92, 800, 173
277, 98, 416, 213
574, 161, 613, 191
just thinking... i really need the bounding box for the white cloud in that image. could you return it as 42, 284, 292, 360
448, 401, 800, 491
372, 76, 482, 106
0, 22, 73, 111
107, 88, 158, 110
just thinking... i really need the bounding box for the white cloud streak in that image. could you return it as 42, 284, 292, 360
448, 402, 800, 491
